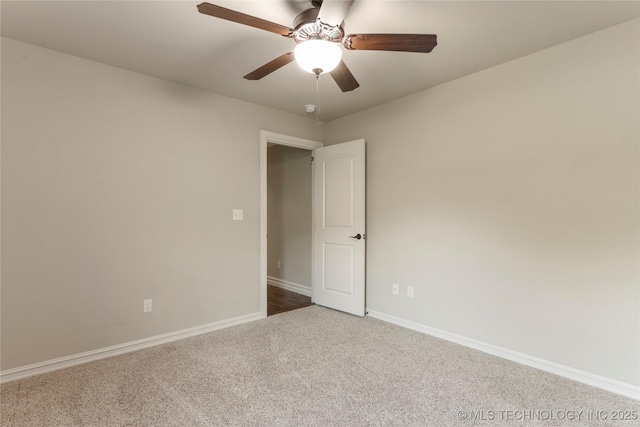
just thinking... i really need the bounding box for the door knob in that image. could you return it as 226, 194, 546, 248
349, 233, 363, 240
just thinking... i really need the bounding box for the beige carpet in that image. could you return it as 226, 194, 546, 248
1, 305, 638, 426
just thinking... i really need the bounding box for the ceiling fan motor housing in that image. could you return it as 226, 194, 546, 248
293, 7, 343, 44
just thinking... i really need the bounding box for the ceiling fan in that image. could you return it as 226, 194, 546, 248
197, 0, 437, 92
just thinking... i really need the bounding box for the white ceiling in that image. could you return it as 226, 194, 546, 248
2, 1, 639, 121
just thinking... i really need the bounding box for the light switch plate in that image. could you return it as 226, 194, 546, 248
233, 209, 244, 221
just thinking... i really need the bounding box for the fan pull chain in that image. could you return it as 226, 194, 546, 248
315, 72, 323, 126
316, 73, 320, 121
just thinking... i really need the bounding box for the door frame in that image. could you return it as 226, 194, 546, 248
259, 130, 323, 318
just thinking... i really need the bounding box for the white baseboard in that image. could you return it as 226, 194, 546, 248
267, 276, 312, 297
0, 311, 262, 384
366, 309, 640, 401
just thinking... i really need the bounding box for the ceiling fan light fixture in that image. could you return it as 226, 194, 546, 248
294, 40, 342, 74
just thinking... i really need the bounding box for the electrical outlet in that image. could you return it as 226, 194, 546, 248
232, 209, 244, 221
407, 286, 414, 298
143, 299, 152, 313
392, 283, 399, 295
277, 260, 282, 269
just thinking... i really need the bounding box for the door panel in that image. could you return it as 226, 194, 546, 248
324, 156, 354, 227
313, 139, 365, 316
323, 243, 354, 295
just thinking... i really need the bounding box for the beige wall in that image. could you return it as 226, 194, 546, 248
267, 146, 312, 288
325, 19, 640, 386
0, 38, 323, 370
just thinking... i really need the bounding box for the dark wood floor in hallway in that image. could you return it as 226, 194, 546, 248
267, 285, 313, 316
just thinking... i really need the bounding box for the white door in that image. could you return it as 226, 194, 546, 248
313, 139, 365, 316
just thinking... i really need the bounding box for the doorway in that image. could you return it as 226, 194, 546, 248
259, 131, 323, 318
266, 144, 314, 315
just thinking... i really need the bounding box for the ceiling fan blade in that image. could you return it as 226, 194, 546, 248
345, 34, 437, 53
317, 0, 354, 27
197, 2, 293, 37
244, 52, 296, 80
329, 60, 359, 92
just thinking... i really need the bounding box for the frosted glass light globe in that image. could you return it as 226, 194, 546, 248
294, 40, 342, 74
